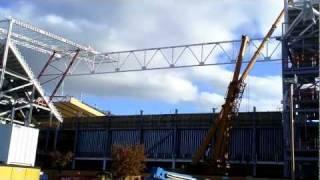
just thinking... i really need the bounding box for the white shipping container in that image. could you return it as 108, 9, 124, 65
0, 123, 39, 167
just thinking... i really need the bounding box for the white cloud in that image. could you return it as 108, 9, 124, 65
65, 70, 198, 104
42, 14, 78, 31
198, 92, 225, 110
0, 0, 284, 113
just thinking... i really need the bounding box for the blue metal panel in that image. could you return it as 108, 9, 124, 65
143, 129, 173, 159
74, 127, 283, 162
178, 129, 207, 158
76, 129, 108, 157
111, 130, 140, 146
229, 128, 253, 161
257, 128, 283, 161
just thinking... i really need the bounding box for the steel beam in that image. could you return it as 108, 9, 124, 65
2, 69, 30, 81
2, 82, 33, 93
11, 18, 96, 53
37, 51, 56, 79
0, 19, 13, 90
49, 49, 80, 101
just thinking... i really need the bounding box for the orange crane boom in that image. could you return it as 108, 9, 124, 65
192, 35, 249, 164
192, 9, 285, 166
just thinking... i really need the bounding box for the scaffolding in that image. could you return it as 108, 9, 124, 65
282, 0, 319, 178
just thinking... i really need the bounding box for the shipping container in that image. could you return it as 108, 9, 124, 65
0, 123, 39, 166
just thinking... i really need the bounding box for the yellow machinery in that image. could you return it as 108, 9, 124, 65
192, 9, 285, 172
0, 165, 40, 180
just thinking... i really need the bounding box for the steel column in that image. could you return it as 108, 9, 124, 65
53, 122, 60, 151
0, 19, 13, 90
72, 121, 79, 170
103, 160, 106, 170
10, 102, 15, 124
252, 112, 257, 176
290, 84, 295, 180
25, 85, 36, 126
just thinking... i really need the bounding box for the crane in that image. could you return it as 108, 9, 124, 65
0, 6, 285, 178
191, 9, 285, 172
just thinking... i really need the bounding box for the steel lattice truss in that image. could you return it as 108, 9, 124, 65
0, 18, 108, 61
37, 37, 283, 77
0, 17, 283, 78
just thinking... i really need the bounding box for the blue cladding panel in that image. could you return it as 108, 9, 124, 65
229, 128, 253, 161
77, 129, 108, 157
111, 130, 140, 146
257, 128, 283, 161
179, 129, 207, 158
143, 130, 173, 159
229, 128, 283, 162
75, 127, 283, 162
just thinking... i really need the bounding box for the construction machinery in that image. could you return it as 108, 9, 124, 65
1, 0, 315, 178
191, 9, 285, 173
149, 167, 197, 180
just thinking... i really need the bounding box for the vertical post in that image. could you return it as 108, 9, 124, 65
10, 101, 15, 124
0, 19, 13, 90
290, 84, 295, 180
72, 121, 79, 170
106, 117, 112, 157
53, 122, 60, 151
25, 86, 35, 126
284, 0, 289, 31
49, 112, 53, 127
102, 160, 106, 171
318, 78, 320, 180
252, 110, 257, 177
317, 2, 320, 179
45, 128, 49, 151
172, 109, 178, 169
282, 3, 290, 175
140, 110, 144, 145
72, 160, 76, 170
105, 117, 110, 157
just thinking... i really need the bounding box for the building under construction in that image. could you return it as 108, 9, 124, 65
37, 112, 284, 177
0, 0, 318, 179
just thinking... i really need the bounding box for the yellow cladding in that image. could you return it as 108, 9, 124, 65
69, 97, 105, 116
0, 166, 11, 180
25, 168, 40, 180
0, 166, 40, 180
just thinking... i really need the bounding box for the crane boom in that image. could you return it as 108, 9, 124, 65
239, 9, 284, 82
192, 35, 250, 164
192, 9, 285, 167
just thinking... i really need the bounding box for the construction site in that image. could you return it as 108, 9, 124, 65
0, 0, 319, 179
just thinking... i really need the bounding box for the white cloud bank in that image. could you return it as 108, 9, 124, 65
0, 0, 284, 113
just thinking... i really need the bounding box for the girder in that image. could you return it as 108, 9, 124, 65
40, 37, 282, 77
0, 17, 282, 79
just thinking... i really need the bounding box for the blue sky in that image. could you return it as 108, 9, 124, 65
0, 0, 284, 115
